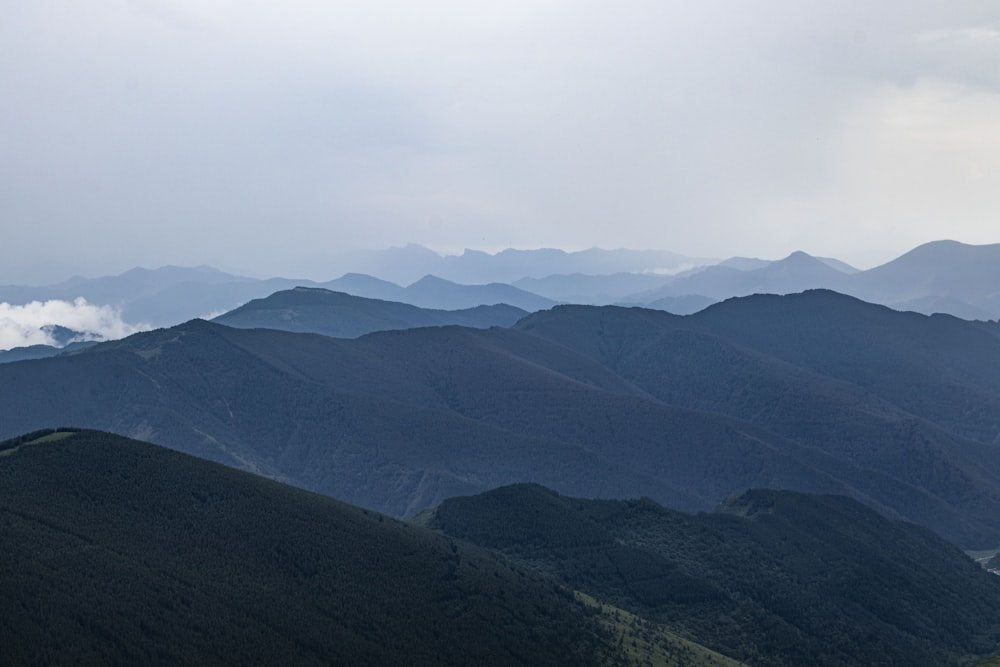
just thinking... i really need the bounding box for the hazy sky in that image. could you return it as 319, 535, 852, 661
3, 1, 999, 282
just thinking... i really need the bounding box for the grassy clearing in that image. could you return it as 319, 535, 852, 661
576, 591, 745, 667
0, 430, 76, 457
967, 548, 1000, 567
25, 431, 76, 445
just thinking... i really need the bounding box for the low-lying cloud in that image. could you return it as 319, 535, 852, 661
0, 298, 149, 351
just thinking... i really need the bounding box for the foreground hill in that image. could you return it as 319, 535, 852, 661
212, 286, 528, 338
0, 429, 739, 666
421, 484, 1000, 667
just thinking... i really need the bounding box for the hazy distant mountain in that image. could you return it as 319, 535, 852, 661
888, 295, 994, 321
320, 272, 409, 302
121, 276, 309, 325
0, 265, 551, 329
0, 340, 97, 364
850, 240, 1000, 300
213, 287, 528, 338
630, 241, 1000, 320
716, 256, 772, 271
436, 247, 708, 284
637, 251, 851, 302
320, 274, 555, 312
0, 265, 249, 306
423, 484, 1000, 667
512, 272, 672, 305
0, 265, 311, 327
1, 429, 683, 667
713, 255, 857, 275
845, 239, 1000, 316
316, 245, 710, 285
816, 255, 860, 274
643, 294, 717, 315
312, 244, 446, 286
40, 324, 86, 346
5, 290, 1000, 546
399, 275, 555, 311
6, 240, 999, 336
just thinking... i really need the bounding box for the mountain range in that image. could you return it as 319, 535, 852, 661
212, 287, 528, 338
3, 289, 1000, 548
631, 240, 1000, 319
3, 240, 1000, 355
5, 241, 1000, 664
303, 244, 708, 285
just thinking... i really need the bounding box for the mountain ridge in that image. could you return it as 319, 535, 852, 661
1, 428, 716, 666
4, 289, 1000, 546
423, 483, 1000, 667
212, 286, 528, 338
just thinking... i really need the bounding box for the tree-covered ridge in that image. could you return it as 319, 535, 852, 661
423, 484, 1000, 667
3, 289, 1000, 547
212, 286, 529, 338
1, 429, 735, 666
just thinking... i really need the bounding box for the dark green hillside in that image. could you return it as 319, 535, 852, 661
0, 319, 867, 522
3, 303, 1000, 546
688, 290, 1000, 444
220, 323, 868, 515
424, 485, 1000, 667
213, 286, 528, 338
0, 429, 687, 666
0, 323, 704, 516
515, 290, 1000, 446
514, 297, 1000, 547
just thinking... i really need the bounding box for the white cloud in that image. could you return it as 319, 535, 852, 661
0, 299, 149, 351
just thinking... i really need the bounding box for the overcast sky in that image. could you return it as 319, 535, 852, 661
3, 1, 998, 282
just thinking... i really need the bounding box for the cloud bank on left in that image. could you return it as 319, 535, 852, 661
0, 299, 147, 351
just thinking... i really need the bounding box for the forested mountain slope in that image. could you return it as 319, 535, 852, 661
3, 289, 1000, 547
422, 484, 1000, 667
1, 429, 738, 667
212, 286, 527, 338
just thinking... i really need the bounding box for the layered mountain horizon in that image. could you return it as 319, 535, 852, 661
5, 242, 1000, 663
4, 288, 1000, 549
2, 239, 998, 354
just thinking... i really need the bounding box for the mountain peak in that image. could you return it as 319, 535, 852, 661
772, 251, 829, 267
408, 274, 455, 288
